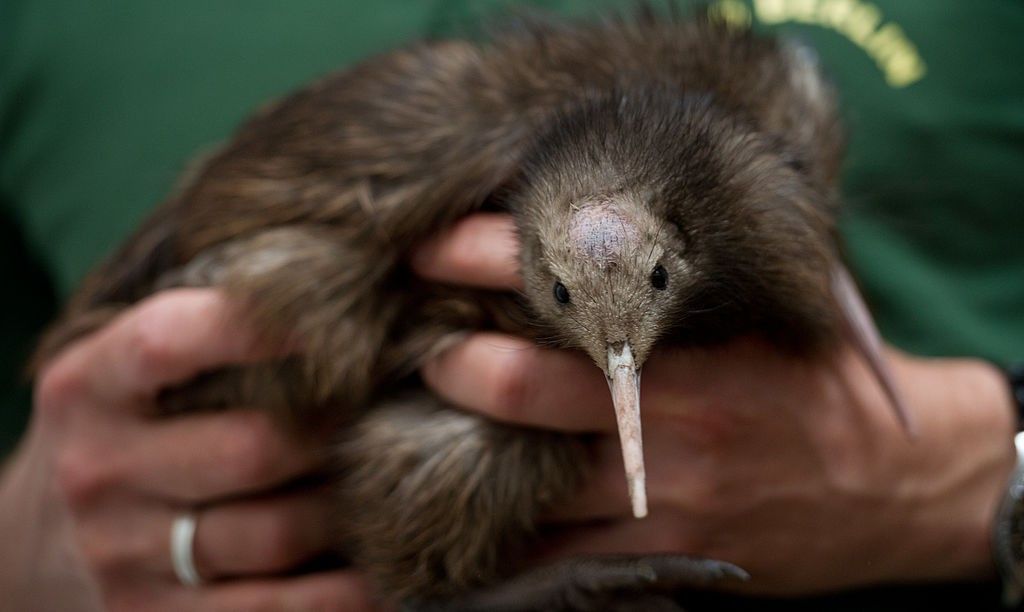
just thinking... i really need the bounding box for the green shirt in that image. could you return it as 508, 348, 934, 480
1, 1, 1022, 604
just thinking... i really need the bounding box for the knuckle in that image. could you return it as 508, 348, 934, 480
35, 358, 88, 423
55, 443, 113, 508
446, 222, 482, 275
259, 512, 303, 569
127, 290, 219, 371
77, 526, 132, 578
220, 412, 276, 485
81, 537, 116, 573
487, 352, 532, 421
124, 312, 179, 381
104, 589, 152, 612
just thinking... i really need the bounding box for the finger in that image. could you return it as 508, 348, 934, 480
113, 570, 382, 612
71, 490, 335, 585
121, 410, 325, 502
190, 490, 334, 580
421, 332, 617, 432
410, 213, 522, 290
57, 288, 284, 406
542, 436, 632, 522
536, 511, 698, 563
543, 423, 718, 523
198, 570, 383, 612
71, 492, 173, 579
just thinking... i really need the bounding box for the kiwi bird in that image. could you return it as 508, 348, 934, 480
36, 8, 911, 610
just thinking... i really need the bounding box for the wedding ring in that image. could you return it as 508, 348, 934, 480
170, 511, 202, 587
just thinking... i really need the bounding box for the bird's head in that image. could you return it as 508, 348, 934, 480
512, 87, 836, 518
529, 199, 686, 375
517, 190, 688, 518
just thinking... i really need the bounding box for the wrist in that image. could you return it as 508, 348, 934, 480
0, 421, 101, 607
891, 356, 1016, 584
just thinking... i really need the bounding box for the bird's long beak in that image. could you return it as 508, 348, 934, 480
607, 342, 647, 519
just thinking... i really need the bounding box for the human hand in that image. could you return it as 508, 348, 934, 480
6, 288, 379, 611
413, 213, 1017, 596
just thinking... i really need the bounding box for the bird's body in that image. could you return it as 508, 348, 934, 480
37, 9, 903, 610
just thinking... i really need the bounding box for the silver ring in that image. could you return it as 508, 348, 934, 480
170, 511, 202, 587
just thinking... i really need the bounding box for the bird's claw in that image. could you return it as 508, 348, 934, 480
409, 554, 750, 612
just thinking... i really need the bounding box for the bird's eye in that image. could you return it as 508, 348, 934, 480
650, 264, 668, 290
553, 281, 571, 304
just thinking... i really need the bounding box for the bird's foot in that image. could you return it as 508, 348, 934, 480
410, 554, 748, 612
